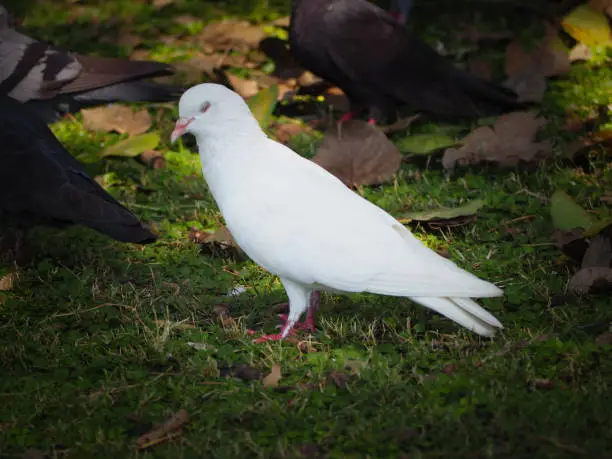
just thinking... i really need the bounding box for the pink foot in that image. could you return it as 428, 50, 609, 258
338, 109, 364, 124
253, 320, 297, 343
278, 314, 316, 332
252, 291, 321, 344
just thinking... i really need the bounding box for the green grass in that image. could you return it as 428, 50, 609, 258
1, 1, 612, 458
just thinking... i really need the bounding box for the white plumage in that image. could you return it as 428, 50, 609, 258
171, 83, 504, 341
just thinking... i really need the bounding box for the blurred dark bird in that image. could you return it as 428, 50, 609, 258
0, 5, 181, 123
290, 0, 520, 124
0, 95, 157, 262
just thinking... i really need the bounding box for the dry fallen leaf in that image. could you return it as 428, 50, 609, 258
137, 150, 165, 169
213, 304, 236, 327
595, 331, 612, 346
327, 371, 349, 389
0, 271, 17, 291
531, 378, 556, 390
136, 410, 189, 450
504, 25, 571, 102
188, 225, 242, 259
226, 73, 259, 99
81, 105, 152, 135
442, 111, 552, 169
569, 234, 612, 294
197, 20, 266, 52
312, 120, 402, 187
272, 122, 313, 145
219, 364, 262, 381
262, 364, 282, 388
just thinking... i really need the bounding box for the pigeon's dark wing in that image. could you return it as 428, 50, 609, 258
320, 0, 519, 117
0, 6, 181, 122
0, 96, 157, 243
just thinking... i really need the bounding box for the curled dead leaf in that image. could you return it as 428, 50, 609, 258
81, 105, 152, 135
188, 225, 242, 259
312, 120, 401, 187
504, 25, 570, 102
442, 111, 552, 169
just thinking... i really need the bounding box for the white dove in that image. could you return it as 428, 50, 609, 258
171, 83, 504, 343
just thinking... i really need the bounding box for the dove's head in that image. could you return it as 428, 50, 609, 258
171, 83, 262, 144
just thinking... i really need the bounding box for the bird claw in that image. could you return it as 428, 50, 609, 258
252, 333, 285, 343
277, 314, 317, 332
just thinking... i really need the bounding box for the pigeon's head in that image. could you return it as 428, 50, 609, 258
171, 83, 261, 144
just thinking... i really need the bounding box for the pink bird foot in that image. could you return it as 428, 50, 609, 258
253, 321, 298, 343
278, 314, 317, 332
338, 109, 365, 124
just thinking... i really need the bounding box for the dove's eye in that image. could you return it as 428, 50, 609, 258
200, 101, 211, 113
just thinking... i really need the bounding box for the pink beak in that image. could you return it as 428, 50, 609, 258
170, 117, 194, 143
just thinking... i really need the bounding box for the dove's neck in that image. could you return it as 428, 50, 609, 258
194, 126, 268, 209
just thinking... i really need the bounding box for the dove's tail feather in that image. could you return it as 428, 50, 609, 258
409, 296, 503, 337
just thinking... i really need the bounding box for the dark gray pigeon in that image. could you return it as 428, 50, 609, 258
290, 0, 520, 123
0, 5, 181, 123
0, 94, 156, 262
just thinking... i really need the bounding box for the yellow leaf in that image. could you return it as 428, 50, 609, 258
562, 4, 612, 47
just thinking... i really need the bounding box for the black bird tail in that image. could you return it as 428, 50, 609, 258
72, 81, 184, 104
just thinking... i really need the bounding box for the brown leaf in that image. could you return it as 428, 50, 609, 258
569, 267, 612, 294
531, 378, 556, 390
137, 150, 165, 169
312, 120, 402, 186
552, 229, 589, 261
220, 364, 262, 381
441, 363, 458, 374
272, 122, 313, 144
442, 111, 552, 169
327, 371, 349, 389
188, 225, 242, 259
0, 271, 17, 291
152, 0, 175, 9
595, 331, 612, 345
81, 105, 152, 135
197, 20, 266, 52
504, 26, 571, 102
581, 234, 612, 269
136, 410, 189, 450
262, 364, 282, 387
226, 73, 259, 99
214, 304, 236, 327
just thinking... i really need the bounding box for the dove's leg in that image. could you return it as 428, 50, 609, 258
278, 290, 320, 331
253, 278, 311, 343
